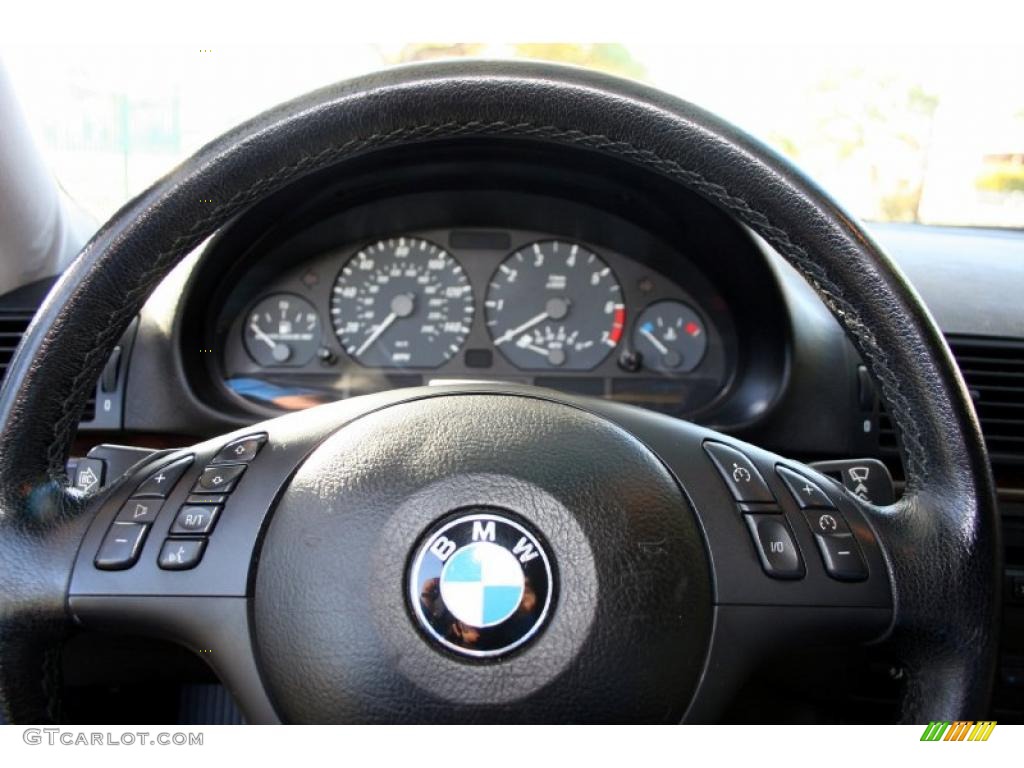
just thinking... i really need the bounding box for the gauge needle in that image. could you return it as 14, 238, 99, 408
519, 341, 552, 357
249, 323, 278, 350
494, 312, 550, 345
640, 327, 670, 355
355, 312, 397, 357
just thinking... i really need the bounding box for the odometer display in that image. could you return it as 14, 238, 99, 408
485, 240, 625, 370
330, 237, 474, 368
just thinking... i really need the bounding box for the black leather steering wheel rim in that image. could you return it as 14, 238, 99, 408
0, 60, 999, 723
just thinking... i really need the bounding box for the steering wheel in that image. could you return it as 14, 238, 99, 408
0, 61, 999, 724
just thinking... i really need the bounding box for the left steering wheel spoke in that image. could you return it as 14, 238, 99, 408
65, 400, 369, 723
68, 436, 280, 721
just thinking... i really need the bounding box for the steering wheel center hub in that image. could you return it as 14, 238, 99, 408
251, 393, 712, 722
410, 511, 554, 657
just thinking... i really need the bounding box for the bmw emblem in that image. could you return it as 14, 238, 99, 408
408, 511, 554, 658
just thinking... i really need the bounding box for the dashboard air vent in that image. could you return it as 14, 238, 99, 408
0, 310, 95, 421
0, 311, 34, 388
948, 335, 1024, 461
879, 335, 1024, 463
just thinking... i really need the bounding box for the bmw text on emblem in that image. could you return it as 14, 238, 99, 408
408, 512, 554, 658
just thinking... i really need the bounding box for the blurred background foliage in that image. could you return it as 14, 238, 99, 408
386, 43, 647, 80
4, 42, 1022, 228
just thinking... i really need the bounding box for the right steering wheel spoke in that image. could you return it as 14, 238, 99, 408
587, 399, 895, 720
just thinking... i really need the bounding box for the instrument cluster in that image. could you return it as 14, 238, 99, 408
221, 227, 735, 418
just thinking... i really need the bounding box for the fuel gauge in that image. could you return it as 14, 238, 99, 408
632, 300, 708, 373
243, 293, 322, 367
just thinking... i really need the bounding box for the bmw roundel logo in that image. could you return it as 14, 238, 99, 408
408, 511, 554, 658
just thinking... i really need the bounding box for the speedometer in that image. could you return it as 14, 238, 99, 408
330, 237, 474, 368
485, 240, 625, 370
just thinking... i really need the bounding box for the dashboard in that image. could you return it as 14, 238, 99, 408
219, 226, 733, 417
172, 146, 790, 432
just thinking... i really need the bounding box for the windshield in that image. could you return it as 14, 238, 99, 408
4, 43, 1023, 229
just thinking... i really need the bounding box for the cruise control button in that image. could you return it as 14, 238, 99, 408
95, 522, 149, 570
170, 505, 222, 535
212, 434, 266, 464
133, 457, 194, 498
802, 509, 851, 536
815, 534, 868, 581
115, 498, 163, 524
192, 464, 246, 494
745, 514, 804, 579
704, 442, 775, 503
157, 538, 207, 570
777, 466, 834, 509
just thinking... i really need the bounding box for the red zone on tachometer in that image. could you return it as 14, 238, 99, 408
608, 306, 626, 345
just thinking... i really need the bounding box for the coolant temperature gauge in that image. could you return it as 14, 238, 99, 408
243, 293, 322, 367
632, 300, 708, 373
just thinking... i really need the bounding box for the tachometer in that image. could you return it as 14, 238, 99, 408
485, 240, 624, 370
330, 237, 474, 368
